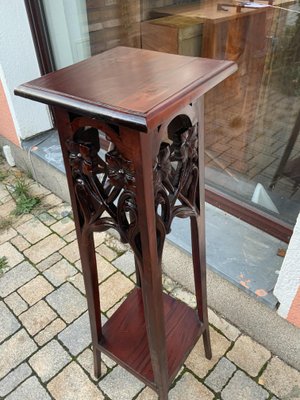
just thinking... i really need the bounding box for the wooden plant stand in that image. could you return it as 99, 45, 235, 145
15, 47, 236, 399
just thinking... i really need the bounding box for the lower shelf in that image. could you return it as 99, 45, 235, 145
98, 287, 203, 390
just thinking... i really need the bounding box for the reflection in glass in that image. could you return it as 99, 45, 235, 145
42, 0, 300, 226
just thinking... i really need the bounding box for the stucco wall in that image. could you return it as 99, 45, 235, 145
274, 213, 300, 328
0, 0, 52, 140
0, 77, 19, 146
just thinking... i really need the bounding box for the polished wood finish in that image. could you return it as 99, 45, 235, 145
15, 46, 236, 131
15, 47, 236, 399
99, 287, 203, 388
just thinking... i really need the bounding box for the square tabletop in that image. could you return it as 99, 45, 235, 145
15, 47, 236, 131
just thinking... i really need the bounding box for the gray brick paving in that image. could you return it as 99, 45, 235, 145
99, 365, 144, 400
29, 340, 71, 382
0, 164, 299, 400
58, 311, 91, 355
205, 357, 237, 393
112, 251, 136, 276
0, 261, 37, 298
46, 282, 87, 323
169, 372, 214, 400
36, 252, 62, 272
221, 371, 269, 400
0, 329, 37, 380
4, 291, 28, 316
47, 362, 104, 400
43, 258, 77, 287
0, 363, 32, 397
19, 300, 57, 336
0, 301, 20, 342
6, 376, 51, 400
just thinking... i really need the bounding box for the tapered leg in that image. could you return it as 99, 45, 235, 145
54, 108, 103, 378
134, 133, 169, 400
190, 216, 212, 360
192, 96, 212, 359
79, 232, 103, 378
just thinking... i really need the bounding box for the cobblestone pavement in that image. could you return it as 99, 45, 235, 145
0, 159, 300, 400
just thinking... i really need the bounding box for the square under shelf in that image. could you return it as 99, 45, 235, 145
98, 287, 203, 390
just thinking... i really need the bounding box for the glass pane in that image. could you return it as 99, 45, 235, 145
42, 0, 300, 227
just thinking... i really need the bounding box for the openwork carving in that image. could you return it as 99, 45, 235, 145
66, 125, 137, 249
66, 117, 200, 266
154, 124, 200, 238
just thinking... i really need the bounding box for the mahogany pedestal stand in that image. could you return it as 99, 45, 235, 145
15, 47, 236, 399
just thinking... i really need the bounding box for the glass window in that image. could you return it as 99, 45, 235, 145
42, 0, 300, 228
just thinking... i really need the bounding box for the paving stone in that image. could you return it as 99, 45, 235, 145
51, 217, 75, 237
0, 227, 17, 245
42, 194, 64, 210
16, 218, 51, 244
101, 352, 116, 369
64, 230, 77, 242
0, 301, 20, 343
19, 300, 57, 336
4, 292, 28, 316
68, 272, 85, 293
77, 348, 107, 380
0, 329, 37, 380
59, 312, 91, 355
46, 202, 71, 219
46, 282, 87, 323
99, 365, 144, 400
169, 372, 214, 400
6, 376, 51, 400
28, 182, 51, 198
172, 287, 197, 308
112, 251, 135, 276
36, 252, 62, 272
185, 328, 231, 378
221, 370, 269, 400
59, 240, 80, 263
96, 254, 116, 282
105, 235, 129, 254
93, 231, 106, 247
48, 362, 104, 400
24, 234, 66, 264
11, 213, 33, 228
29, 340, 71, 382
227, 335, 271, 377
0, 242, 24, 270
259, 357, 300, 400
75, 259, 82, 271
136, 386, 157, 400
43, 258, 77, 286
208, 309, 240, 341
0, 199, 16, 218
96, 243, 118, 261
18, 275, 54, 305
205, 357, 237, 392
0, 363, 32, 397
10, 235, 30, 251
34, 318, 66, 346
37, 212, 57, 226
0, 261, 38, 297
99, 272, 134, 311
162, 274, 177, 292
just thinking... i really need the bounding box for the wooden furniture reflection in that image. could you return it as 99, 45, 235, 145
15, 47, 236, 399
145, 1, 285, 175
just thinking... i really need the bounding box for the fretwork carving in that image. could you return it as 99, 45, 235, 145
66, 119, 200, 264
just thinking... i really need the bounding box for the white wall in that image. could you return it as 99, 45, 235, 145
274, 213, 300, 318
0, 0, 52, 140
